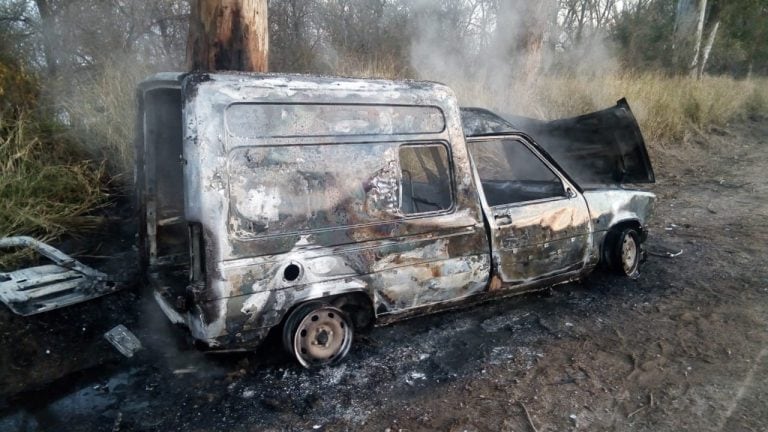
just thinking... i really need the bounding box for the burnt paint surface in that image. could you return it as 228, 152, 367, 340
175, 73, 490, 349
467, 136, 593, 287
139, 72, 656, 352
582, 188, 656, 249
489, 199, 592, 285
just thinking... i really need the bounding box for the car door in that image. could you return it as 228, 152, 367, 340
467, 136, 592, 288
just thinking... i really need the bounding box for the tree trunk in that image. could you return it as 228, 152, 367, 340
672, 0, 693, 66
34, 0, 58, 77
576, 0, 587, 44
186, 0, 268, 72
673, 0, 694, 39
688, 0, 707, 77
697, 19, 719, 79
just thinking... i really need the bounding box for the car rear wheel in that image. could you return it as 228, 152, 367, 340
282, 301, 353, 368
608, 227, 641, 279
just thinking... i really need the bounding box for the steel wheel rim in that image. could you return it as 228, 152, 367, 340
621, 234, 638, 275
293, 306, 352, 368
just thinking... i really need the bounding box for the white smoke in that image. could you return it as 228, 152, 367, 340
407, 0, 619, 115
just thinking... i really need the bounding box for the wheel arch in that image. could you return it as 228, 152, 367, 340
609, 218, 645, 236
279, 290, 375, 332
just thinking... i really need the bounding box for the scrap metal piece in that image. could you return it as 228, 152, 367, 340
0, 236, 119, 316
104, 324, 142, 357
648, 246, 684, 258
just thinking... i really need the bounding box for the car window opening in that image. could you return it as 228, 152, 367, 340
469, 138, 566, 206
399, 144, 452, 214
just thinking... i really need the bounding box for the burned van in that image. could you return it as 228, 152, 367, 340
136, 72, 655, 367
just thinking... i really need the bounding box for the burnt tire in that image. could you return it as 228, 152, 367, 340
606, 227, 641, 279
281, 301, 353, 368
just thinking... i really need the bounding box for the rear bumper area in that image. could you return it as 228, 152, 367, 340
152, 289, 273, 351
153, 290, 186, 326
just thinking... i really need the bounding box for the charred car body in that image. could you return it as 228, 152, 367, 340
136, 72, 655, 367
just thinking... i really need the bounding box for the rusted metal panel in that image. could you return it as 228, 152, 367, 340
0, 237, 118, 316
582, 189, 656, 231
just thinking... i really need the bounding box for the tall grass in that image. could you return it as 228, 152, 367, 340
58, 58, 155, 178
0, 111, 106, 242
331, 57, 768, 145
448, 73, 768, 145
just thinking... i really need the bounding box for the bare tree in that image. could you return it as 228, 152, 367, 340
186, 0, 268, 72
269, 0, 319, 72
33, 0, 58, 76
697, 17, 719, 77
688, 0, 707, 76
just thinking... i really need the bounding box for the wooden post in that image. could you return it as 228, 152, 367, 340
186, 0, 268, 72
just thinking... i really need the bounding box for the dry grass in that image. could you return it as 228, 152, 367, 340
337, 57, 768, 146
57, 58, 155, 178
448, 73, 768, 145
0, 60, 110, 268
0, 111, 107, 243
327, 53, 410, 81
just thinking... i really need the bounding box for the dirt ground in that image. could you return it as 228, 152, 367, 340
0, 118, 766, 432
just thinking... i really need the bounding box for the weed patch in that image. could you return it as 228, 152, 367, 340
0, 111, 107, 266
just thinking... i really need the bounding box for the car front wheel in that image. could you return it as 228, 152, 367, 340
609, 227, 641, 279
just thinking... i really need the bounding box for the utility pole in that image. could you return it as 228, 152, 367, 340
186, 0, 268, 72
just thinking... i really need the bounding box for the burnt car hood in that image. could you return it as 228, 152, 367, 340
461, 98, 655, 187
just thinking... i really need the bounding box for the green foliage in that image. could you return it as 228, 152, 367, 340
712, 0, 768, 76
0, 59, 39, 115
612, 0, 768, 76
612, 1, 678, 72
745, 82, 768, 116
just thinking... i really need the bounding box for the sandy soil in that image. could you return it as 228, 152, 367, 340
0, 119, 766, 432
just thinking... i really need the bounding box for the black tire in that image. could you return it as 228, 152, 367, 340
606, 227, 642, 279
281, 301, 353, 368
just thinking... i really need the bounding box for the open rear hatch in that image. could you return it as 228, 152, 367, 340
461, 98, 655, 187
135, 73, 191, 308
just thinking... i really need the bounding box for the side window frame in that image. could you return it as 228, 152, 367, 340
398, 141, 456, 217
468, 135, 572, 209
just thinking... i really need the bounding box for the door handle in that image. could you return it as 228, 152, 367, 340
494, 214, 512, 226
